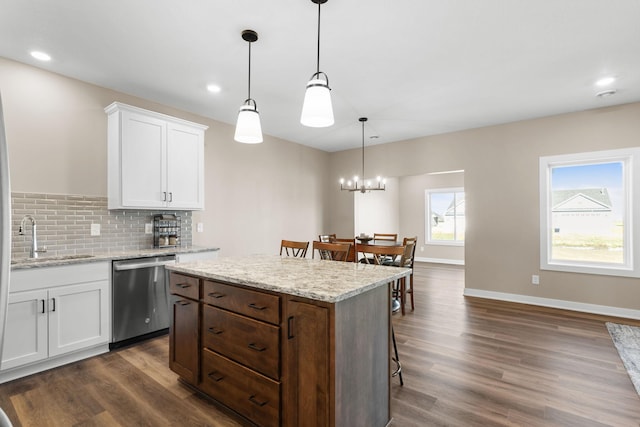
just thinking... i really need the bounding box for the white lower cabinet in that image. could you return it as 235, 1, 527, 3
1, 262, 110, 382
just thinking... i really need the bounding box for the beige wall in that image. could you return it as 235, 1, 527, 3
330, 102, 640, 311
399, 172, 464, 263
0, 57, 330, 257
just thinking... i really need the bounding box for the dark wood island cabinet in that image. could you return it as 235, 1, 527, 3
167, 256, 410, 427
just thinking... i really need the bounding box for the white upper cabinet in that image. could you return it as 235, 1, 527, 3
106, 102, 208, 210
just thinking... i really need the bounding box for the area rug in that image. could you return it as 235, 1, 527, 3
606, 322, 640, 395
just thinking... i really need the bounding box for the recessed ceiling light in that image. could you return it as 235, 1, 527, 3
206, 84, 221, 94
595, 76, 616, 87
30, 51, 51, 61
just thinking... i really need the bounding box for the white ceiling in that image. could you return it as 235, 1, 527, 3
1, 0, 639, 152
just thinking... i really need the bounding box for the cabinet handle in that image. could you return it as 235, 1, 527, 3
177, 283, 191, 289
249, 395, 268, 407
162, 192, 167, 201
41, 299, 46, 314
248, 343, 266, 352
207, 371, 225, 382
248, 303, 267, 311
178, 300, 191, 306
207, 292, 225, 299
51, 298, 56, 312
287, 316, 295, 339
207, 327, 224, 335
168, 192, 173, 202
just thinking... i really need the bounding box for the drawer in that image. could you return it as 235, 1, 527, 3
170, 273, 200, 299
203, 280, 280, 324
202, 305, 279, 380
201, 348, 280, 427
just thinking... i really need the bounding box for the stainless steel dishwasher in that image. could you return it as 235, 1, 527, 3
111, 255, 176, 349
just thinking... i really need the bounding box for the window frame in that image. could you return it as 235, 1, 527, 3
539, 147, 640, 277
425, 187, 465, 246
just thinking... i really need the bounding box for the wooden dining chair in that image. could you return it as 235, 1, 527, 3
318, 234, 336, 243
334, 238, 356, 262
280, 240, 309, 258
395, 240, 416, 315
312, 241, 352, 262
357, 242, 406, 384
373, 233, 398, 242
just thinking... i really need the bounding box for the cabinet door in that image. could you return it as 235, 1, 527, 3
0, 290, 48, 370
169, 295, 199, 384
166, 122, 204, 209
48, 281, 110, 358
120, 110, 167, 208
284, 300, 330, 427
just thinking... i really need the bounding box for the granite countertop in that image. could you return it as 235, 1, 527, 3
167, 255, 411, 303
10, 246, 219, 270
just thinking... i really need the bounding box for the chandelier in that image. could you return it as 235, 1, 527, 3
340, 117, 386, 193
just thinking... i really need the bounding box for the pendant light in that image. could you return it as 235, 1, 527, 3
300, 0, 334, 128
234, 29, 263, 144
340, 118, 386, 193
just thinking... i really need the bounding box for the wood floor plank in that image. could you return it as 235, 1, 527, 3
1, 262, 639, 426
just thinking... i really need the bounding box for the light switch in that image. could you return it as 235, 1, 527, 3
145, 223, 153, 234
197, 223, 204, 232
90, 223, 101, 236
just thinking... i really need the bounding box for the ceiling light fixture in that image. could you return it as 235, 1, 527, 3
30, 51, 51, 61
234, 29, 263, 144
207, 84, 221, 94
596, 76, 616, 87
300, 0, 334, 128
340, 118, 385, 193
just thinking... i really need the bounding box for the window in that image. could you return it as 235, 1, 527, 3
426, 188, 465, 245
539, 147, 640, 277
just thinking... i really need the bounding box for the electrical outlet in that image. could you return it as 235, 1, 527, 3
197, 223, 204, 232
90, 223, 101, 236
420, 246, 424, 252
531, 274, 540, 285
145, 223, 153, 234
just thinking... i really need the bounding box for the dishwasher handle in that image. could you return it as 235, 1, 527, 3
113, 259, 176, 271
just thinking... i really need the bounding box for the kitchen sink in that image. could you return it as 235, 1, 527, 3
11, 254, 95, 264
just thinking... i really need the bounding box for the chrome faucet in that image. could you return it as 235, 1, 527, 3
18, 215, 47, 258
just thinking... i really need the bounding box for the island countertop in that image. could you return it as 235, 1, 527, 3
166, 255, 410, 303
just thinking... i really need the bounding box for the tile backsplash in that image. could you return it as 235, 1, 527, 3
11, 192, 192, 260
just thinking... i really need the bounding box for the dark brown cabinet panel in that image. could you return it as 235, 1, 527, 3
169, 295, 199, 384
284, 299, 330, 427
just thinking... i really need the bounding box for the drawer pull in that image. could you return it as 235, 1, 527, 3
248, 343, 266, 352
177, 283, 191, 289
207, 371, 225, 382
249, 395, 268, 407
207, 327, 224, 335
208, 292, 225, 299
178, 300, 191, 306
248, 303, 267, 311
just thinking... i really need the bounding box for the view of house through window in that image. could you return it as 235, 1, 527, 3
550, 162, 624, 264
540, 147, 640, 277
426, 188, 465, 244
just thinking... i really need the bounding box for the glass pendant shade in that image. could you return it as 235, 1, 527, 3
234, 101, 263, 144
301, 76, 334, 128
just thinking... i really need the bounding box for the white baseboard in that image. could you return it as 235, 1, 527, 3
464, 288, 640, 321
415, 257, 465, 265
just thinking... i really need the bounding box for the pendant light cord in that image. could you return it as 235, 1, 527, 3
361, 120, 365, 182
316, 0, 321, 74
247, 41, 252, 100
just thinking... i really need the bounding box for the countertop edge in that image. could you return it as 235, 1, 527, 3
10, 246, 220, 270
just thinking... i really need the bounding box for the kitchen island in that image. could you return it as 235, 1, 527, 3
166, 255, 410, 427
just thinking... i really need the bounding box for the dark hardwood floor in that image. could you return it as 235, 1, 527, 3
1, 262, 639, 426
